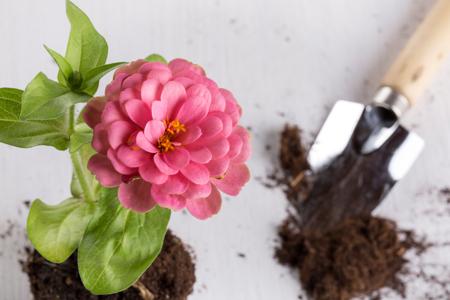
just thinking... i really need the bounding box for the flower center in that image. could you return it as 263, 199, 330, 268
158, 120, 186, 152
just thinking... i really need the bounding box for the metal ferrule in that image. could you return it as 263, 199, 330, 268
372, 86, 410, 119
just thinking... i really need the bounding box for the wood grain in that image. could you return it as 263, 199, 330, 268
382, 0, 450, 104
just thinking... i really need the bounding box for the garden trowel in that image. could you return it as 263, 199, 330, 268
297, 0, 450, 232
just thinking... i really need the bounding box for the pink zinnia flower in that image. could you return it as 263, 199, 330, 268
84, 59, 251, 219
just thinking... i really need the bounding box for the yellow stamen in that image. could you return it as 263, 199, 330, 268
167, 120, 186, 135
158, 119, 186, 152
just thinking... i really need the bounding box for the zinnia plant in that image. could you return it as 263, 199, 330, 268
1, 1, 250, 295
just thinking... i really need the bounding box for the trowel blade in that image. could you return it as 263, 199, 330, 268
299, 100, 424, 232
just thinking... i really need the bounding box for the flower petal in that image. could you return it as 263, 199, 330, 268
106, 73, 127, 96
199, 115, 223, 138
211, 164, 250, 196
154, 153, 178, 175
183, 182, 212, 200
211, 111, 233, 138
144, 120, 165, 143
116, 145, 149, 168
148, 69, 172, 84
169, 58, 204, 76
115, 60, 146, 77
92, 124, 109, 154
233, 142, 251, 164
227, 133, 244, 160
168, 59, 191, 74
208, 138, 230, 159
118, 179, 155, 213
107, 149, 136, 175
141, 79, 161, 105
83, 97, 106, 129
136, 131, 158, 153
87, 154, 121, 187
163, 148, 190, 170
119, 88, 138, 103
156, 174, 189, 195
151, 100, 168, 121
181, 162, 210, 185
151, 185, 186, 211
122, 73, 143, 90
161, 81, 187, 119
186, 84, 212, 103
209, 89, 226, 112
176, 126, 202, 145
150, 174, 189, 210
139, 160, 168, 184
188, 147, 212, 164
221, 88, 241, 125
232, 126, 251, 164
107, 120, 135, 149
139, 61, 170, 74
102, 101, 125, 125
174, 76, 194, 88
176, 95, 210, 125
207, 157, 230, 177
186, 186, 222, 220
124, 99, 151, 128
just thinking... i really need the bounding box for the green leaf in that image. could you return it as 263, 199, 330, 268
27, 198, 95, 263
144, 53, 167, 64
70, 127, 93, 153
81, 62, 125, 94
82, 82, 99, 98
0, 88, 70, 150
75, 122, 92, 133
21, 73, 90, 120
44, 45, 73, 84
78, 188, 171, 295
65, 0, 108, 76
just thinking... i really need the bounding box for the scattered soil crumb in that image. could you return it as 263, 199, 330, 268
23, 230, 195, 300
237, 252, 246, 258
23, 200, 31, 208
440, 187, 450, 203
0, 220, 15, 239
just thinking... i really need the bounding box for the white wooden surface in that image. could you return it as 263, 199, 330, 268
1, 1, 450, 299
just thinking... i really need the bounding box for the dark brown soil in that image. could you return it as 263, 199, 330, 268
272, 123, 449, 300
276, 215, 425, 300
279, 124, 309, 179
23, 230, 195, 300
271, 124, 312, 203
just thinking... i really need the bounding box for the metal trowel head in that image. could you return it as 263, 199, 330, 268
297, 0, 450, 232
298, 89, 424, 232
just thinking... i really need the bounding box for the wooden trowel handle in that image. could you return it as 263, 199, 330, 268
382, 0, 450, 105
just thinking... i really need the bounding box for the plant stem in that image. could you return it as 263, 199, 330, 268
68, 106, 95, 203
68, 106, 75, 135
70, 150, 96, 203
